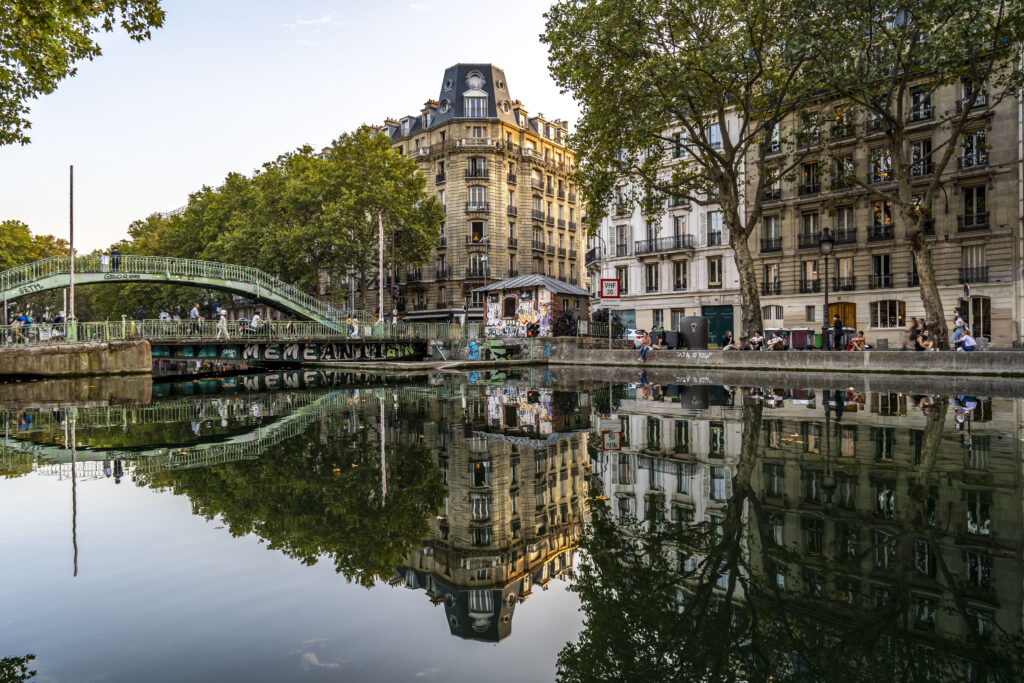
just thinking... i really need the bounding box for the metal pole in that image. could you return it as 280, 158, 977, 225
608, 309, 612, 351
68, 165, 76, 340
71, 415, 78, 577
823, 258, 830, 349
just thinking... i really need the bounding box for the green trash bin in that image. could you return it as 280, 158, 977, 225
814, 333, 823, 349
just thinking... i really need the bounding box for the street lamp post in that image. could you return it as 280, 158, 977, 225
390, 227, 402, 321
819, 227, 834, 349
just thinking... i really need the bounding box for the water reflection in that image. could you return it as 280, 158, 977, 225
571, 378, 1023, 681
2, 369, 1023, 679
0, 655, 36, 682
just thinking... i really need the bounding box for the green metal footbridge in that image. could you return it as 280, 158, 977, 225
1, 254, 369, 327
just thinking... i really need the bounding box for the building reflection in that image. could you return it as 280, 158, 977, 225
568, 378, 1023, 679
393, 376, 593, 642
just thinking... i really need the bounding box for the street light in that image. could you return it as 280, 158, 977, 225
819, 227, 834, 349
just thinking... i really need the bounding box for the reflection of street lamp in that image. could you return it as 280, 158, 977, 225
822, 389, 840, 506
819, 227, 834, 349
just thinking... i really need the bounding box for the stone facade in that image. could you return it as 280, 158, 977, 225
384, 64, 583, 321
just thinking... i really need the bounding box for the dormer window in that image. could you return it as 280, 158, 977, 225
465, 96, 487, 118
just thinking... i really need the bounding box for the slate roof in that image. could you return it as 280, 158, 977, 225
472, 274, 590, 297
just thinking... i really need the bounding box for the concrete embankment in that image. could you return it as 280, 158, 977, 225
0, 341, 152, 377
548, 343, 1024, 377
0, 374, 153, 407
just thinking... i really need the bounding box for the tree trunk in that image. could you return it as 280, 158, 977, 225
907, 216, 949, 349
732, 233, 764, 341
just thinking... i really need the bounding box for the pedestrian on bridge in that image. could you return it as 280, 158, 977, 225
100, 252, 110, 272
110, 247, 121, 272
251, 311, 262, 336
216, 310, 230, 340
189, 303, 205, 336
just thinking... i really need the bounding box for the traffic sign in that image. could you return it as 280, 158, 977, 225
600, 279, 620, 299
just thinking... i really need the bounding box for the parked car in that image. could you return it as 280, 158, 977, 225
624, 328, 646, 348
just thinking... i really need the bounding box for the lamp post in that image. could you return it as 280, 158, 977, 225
819, 227, 834, 349
390, 227, 402, 321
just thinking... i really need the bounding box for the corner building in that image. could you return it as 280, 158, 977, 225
385, 64, 583, 321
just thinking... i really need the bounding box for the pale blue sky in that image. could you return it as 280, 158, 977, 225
0, 0, 578, 252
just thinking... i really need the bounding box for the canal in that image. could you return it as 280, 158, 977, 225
1, 369, 1021, 681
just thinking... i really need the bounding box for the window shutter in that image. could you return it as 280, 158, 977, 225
702, 467, 710, 500
700, 212, 708, 244
725, 469, 733, 499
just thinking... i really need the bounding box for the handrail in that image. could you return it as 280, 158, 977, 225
0, 255, 371, 325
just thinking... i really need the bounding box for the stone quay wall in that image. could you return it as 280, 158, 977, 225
0, 341, 152, 377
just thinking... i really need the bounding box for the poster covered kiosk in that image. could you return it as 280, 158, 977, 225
474, 275, 591, 338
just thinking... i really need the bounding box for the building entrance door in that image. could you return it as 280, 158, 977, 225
828, 302, 856, 328
701, 305, 734, 347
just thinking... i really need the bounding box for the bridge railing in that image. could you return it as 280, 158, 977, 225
2, 319, 469, 346
0, 255, 373, 325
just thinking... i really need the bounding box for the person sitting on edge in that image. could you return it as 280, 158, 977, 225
850, 330, 867, 351
959, 329, 977, 352
745, 331, 764, 351
720, 331, 739, 350
638, 331, 652, 362
917, 329, 935, 351
765, 331, 785, 351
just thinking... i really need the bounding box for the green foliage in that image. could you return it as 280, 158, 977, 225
0, 654, 36, 682
0, 220, 68, 270
135, 422, 446, 588
0, 0, 165, 145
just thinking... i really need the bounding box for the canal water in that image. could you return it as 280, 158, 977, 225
1, 369, 1021, 682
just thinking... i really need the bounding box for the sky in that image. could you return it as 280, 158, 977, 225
0, 0, 579, 253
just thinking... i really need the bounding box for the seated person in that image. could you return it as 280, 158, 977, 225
849, 330, 867, 351
720, 331, 739, 350
744, 331, 765, 351
765, 331, 785, 351
916, 329, 934, 351
959, 329, 977, 352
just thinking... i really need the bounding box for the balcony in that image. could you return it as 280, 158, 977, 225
760, 236, 782, 253
959, 267, 989, 283
435, 266, 451, 280
907, 272, 919, 287
557, 218, 566, 229
545, 185, 555, 197
799, 279, 820, 294
546, 244, 555, 255
405, 269, 423, 283
615, 203, 629, 217
413, 303, 428, 311
958, 153, 988, 170
435, 172, 446, 184
833, 277, 856, 291
615, 244, 629, 257
436, 300, 454, 309
635, 234, 697, 255
958, 212, 989, 232
797, 232, 820, 249
465, 267, 488, 279
507, 237, 518, 248
798, 181, 821, 196
531, 180, 545, 192
557, 247, 567, 258
546, 214, 555, 226
507, 206, 517, 217
910, 161, 934, 178
673, 282, 687, 291
466, 236, 489, 247
568, 191, 576, 203
585, 247, 601, 265
438, 236, 447, 248
569, 277, 579, 286
568, 249, 577, 260
708, 280, 723, 290
956, 96, 987, 113
507, 172, 517, 184
762, 281, 782, 295
869, 274, 893, 289
707, 232, 724, 247
762, 188, 781, 201
868, 170, 892, 184
867, 224, 894, 241
568, 221, 577, 232
466, 201, 489, 213
507, 269, 519, 278
532, 240, 546, 252
557, 189, 566, 201
834, 227, 857, 245
465, 168, 489, 179
908, 105, 933, 123
531, 209, 545, 222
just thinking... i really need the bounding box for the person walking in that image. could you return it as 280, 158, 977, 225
216, 310, 230, 340
110, 246, 121, 272
188, 303, 204, 336
832, 314, 844, 350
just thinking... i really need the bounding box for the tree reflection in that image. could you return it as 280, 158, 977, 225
561, 397, 1022, 682
135, 419, 445, 588
0, 655, 36, 682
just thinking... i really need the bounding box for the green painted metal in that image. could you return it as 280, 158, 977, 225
2, 319, 465, 347
0, 254, 371, 327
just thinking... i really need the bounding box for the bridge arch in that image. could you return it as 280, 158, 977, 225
1, 255, 364, 326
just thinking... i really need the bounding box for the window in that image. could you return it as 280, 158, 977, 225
470, 493, 491, 521
870, 149, 892, 183
653, 309, 663, 328
472, 460, 491, 487
645, 264, 660, 292
966, 491, 992, 536
615, 266, 629, 294
706, 211, 723, 246
801, 162, 819, 191
765, 463, 783, 497
873, 480, 896, 519
468, 187, 487, 212
470, 527, 493, 546
767, 123, 780, 152
710, 466, 727, 500
707, 257, 722, 288
910, 139, 932, 176
833, 154, 854, 187
646, 417, 662, 450
673, 261, 687, 290
962, 130, 987, 167
871, 200, 892, 226
914, 539, 936, 577
871, 254, 891, 288
805, 305, 816, 322
962, 185, 986, 218
465, 96, 487, 118
835, 206, 854, 233
470, 220, 485, 242
762, 304, 783, 320
874, 529, 896, 569
802, 212, 819, 238
763, 215, 780, 240
870, 300, 904, 328
804, 517, 824, 555
709, 123, 722, 149
672, 131, 686, 158
964, 551, 992, 588
909, 86, 932, 120
674, 421, 689, 455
